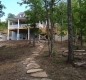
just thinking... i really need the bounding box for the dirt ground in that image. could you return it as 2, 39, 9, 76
0, 40, 40, 80
36, 41, 86, 80
0, 40, 86, 80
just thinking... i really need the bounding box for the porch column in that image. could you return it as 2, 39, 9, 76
28, 27, 30, 40
17, 19, 20, 40
7, 20, 10, 40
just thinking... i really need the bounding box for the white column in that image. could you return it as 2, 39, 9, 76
28, 27, 30, 40
7, 20, 10, 40
17, 19, 20, 40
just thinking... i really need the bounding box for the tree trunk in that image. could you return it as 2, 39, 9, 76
61, 18, 63, 44
44, 0, 55, 56
72, 13, 76, 46
80, 28, 83, 46
67, 0, 74, 63
33, 34, 35, 47
79, 0, 83, 46
50, 22, 54, 55
44, 0, 51, 55
32, 24, 36, 47
49, 0, 55, 56
29, 34, 31, 44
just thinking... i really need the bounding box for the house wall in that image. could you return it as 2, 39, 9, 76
11, 31, 28, 40
54, 34, 68, 41
11, 31, 17, 40
8, 18, 47, 41
19, 33, 27, 40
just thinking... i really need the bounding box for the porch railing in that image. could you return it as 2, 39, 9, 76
9, 24, 28, 29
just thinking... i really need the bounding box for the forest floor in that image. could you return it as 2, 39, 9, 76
0, 40, 86, 80
36, 41, 86, 80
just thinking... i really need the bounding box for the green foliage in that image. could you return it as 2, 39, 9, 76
30, 28, 40, 35
7, 13, 15, 18
19, 0, 46, 36
0, 1, 6, 18
0, 22, 7, 30
19, 0, 86, 41
19, 0, 45, 24
72, 0, 86, 37
53, 1, 67, 24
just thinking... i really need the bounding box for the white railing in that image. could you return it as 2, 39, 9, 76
9, 25, 18, 29
9, 23, 46, 29
9, 24, 28, 29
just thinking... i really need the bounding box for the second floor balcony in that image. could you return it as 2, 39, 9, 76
9, 24, 28, 29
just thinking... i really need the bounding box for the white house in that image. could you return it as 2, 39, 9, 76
7, 12, 30, 40
7, 12, 47, 40
7, 12, 68, 41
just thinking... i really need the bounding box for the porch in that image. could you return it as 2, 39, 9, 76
9, 28, 30, 40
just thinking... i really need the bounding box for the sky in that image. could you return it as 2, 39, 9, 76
1, 0, 28, 21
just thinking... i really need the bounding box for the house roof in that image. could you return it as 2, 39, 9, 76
7, 17, 27, 21
7, 12, 27, 22
16, 12, 26, 18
